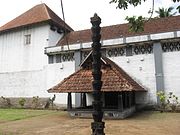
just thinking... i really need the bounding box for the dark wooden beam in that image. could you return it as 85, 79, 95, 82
82, 93, 87, 108
129, 92, 132, 108
118, 92, 123, 112
124, 92, 128, 108
132, 92, 136, 105
67, 92, 72, 110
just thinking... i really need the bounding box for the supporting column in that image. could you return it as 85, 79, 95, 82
132, 92, 136, 106
118, 92, 123, 112
67, 93, 72, 110
124, 92, 128, 109
128, 92, 132, 108
74, 50, 82, 107
82, 93, 87, 108
102, 93, 105, 108
153, 42, 164, 104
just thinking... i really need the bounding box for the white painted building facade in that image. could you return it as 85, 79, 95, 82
45, 31, 180, 106
0, 4, 74, 105
0, 4, 180, 107
0, 23, 69, 104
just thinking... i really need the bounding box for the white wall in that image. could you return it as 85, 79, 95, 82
0, 25, 49, 72
48, 28, 63, 47
0, 70, 47, 97
0, 23, 68, 104
163, 51, 180, 98
45, 61, 75, 105
109, 54, 156, 104
86, 50, 180, 105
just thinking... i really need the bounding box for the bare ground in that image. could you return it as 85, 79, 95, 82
0, 111, 180, 135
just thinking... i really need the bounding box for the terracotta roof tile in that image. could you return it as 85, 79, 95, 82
48, 53, 146, 93
0, 3, 73, 33
57, 15, 180, 46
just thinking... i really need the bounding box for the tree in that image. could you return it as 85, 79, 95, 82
110, 0, 180, 32
155, 7, 177, 18
125, 16, 145, 32
110, 0, 147, 9
110, 0, 180, 11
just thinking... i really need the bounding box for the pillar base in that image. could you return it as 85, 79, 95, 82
91, 121, 105, 135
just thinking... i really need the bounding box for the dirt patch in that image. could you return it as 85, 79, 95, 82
0, 111, 180, 135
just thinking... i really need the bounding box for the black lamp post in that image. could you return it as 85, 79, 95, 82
90, 13, 105, 135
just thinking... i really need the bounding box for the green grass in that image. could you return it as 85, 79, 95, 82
0, 109, 57, 121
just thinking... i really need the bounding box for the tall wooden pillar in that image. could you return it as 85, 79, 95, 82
67, 92, 72, 110
90, 13, 105, 135
118, 92, 123, 112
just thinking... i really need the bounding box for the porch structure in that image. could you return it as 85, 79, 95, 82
48, 52, 146, 119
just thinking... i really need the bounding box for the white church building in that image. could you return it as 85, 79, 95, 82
0, 3, 180, 107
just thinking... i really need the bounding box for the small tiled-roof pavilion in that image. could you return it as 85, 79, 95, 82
48, 52, 146, 118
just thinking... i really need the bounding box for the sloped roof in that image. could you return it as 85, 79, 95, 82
57, 15, 180, 46
0, 3, 73, 33
48, 53, 146, 93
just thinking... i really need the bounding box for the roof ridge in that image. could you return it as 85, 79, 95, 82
0, 3, 73, 33
42, 3, 51, 20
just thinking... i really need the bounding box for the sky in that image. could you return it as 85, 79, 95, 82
0, 0, 179, 31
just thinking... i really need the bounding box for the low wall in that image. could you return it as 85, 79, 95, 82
68, 106, 136, 119
0, 97, 50, 109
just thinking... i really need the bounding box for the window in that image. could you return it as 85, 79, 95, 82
56, 54, 61, 63
126, 45, 132, 56
24, 34, 31, 45
48, 55, 54, 64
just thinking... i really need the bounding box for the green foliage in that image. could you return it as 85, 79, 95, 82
18, 98, 26, 108
157, 91, 166, 112
1, 96, 11, 108
155, 7, 177, 18
32, 96, 39, 109
50, 94, 56, 108
125, 16, 145, 32
157, 91, 166, 103
157, 91, 179, 112
110, 0, 147, 9
167, 92, 179, 112
110, 0, 179, 32
177, 5, 180, 13
0, 109, 56, 121
172, 0, 180, 2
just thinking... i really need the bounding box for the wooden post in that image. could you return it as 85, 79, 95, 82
67, 92, 72, 110
102, 93, 105, 108
129, 92, 132, 108
132, 92, 136, 106
124, 92, 128, 109
82, 93, 87, 107
118, 92, 123, 112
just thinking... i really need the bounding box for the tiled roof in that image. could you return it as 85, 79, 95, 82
57, 15, 180, 46
0, 3, 73, 33
48, 53, 146, 93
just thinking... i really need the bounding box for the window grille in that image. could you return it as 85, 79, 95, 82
24, 34, 31, 45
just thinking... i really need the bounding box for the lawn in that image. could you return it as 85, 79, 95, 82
0, 109, 180, 135
0, 109, 57, 122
